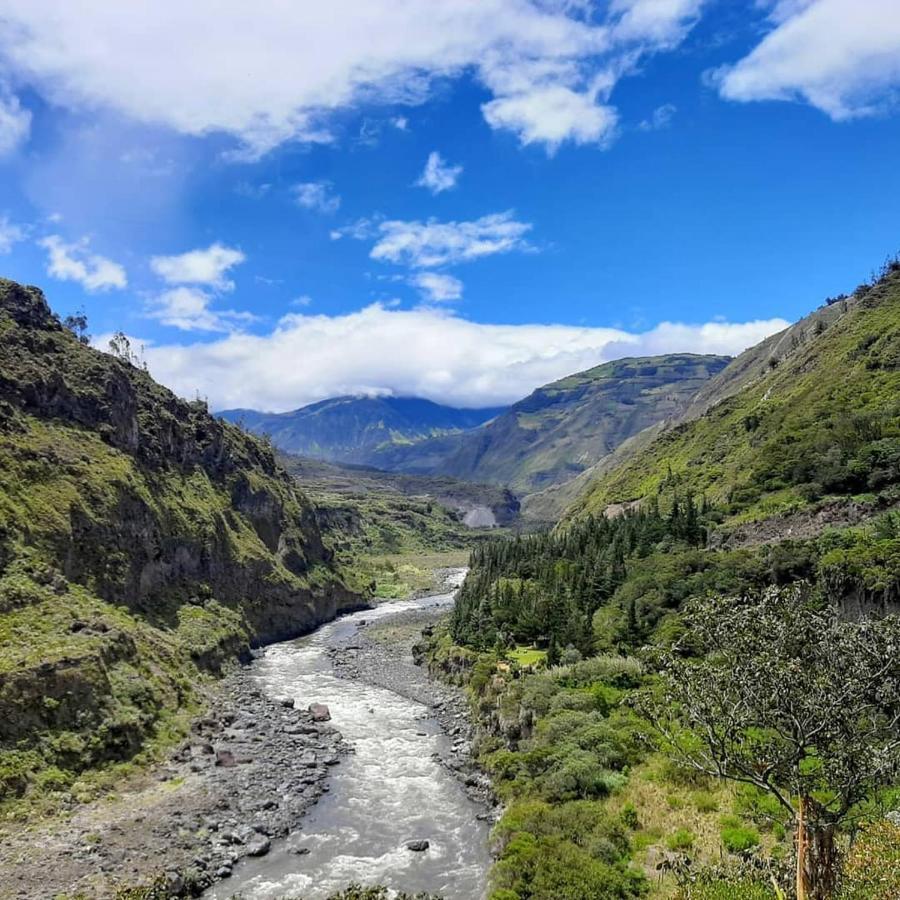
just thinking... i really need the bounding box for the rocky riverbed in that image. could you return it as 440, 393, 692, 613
326, 581, 496, 814
0, 570, 492, 900
0, 677, 346, 899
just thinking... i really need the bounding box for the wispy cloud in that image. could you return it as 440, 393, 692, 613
416, 152, 462, 194
0, 215, 26, 253
38, 235, 127, 292
146, 286, 257, 333
292, 180, 341, 214
410, 271, 463, 303
0, 83, 30, 155
336, 211, 533, 269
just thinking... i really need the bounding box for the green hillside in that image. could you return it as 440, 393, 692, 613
571, 265, 900, 529
367, 354, 729, 520
430, 262, 900, 898
0, 280, 361, 809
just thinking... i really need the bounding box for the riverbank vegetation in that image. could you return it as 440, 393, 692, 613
424, 255, 900, 897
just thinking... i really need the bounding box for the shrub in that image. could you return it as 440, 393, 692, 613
667, 829, 696, 852
720, 825, 761, 854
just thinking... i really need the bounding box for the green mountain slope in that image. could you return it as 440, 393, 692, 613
571, 265, 900, 527
219, 396, 505, 464
0, 280, 361, 804
368, 354, 729, 517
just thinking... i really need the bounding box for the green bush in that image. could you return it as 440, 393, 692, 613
720, 824, 761, 854
666, 828, 696, 851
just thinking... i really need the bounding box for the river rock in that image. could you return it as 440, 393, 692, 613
406, 840, 430, 852
308, 703, 331, 722
215, 749, 236, 768
246, 838, 271, 858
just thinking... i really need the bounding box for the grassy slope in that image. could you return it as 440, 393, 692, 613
0, 280, 358, 814
277, 455, 506, 598
366, 355, 730, 520
571, 270, 900, 525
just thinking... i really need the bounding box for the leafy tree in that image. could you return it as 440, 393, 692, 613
62, 307, 91, 344
643, 587, 900, 899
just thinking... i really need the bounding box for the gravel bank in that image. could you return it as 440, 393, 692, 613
0, 678, 346, 899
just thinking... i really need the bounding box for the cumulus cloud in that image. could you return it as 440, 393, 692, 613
292, 181, 341, 214
150, 242, 245, 291
138, 303, 789, 412
0, 85, 30, 155
38, 235, 127, 291
716, 0, 900, 120
146, 286, 257, 333
483, 83, 619, 149
416, 152, 463, 194
0, 216, 26, 253
0, 1, 707, 155
410, 272, 464, 303
338, 211, 533, 268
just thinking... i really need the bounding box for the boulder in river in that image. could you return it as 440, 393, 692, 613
308, 703, 331, 722
246, 838, 271, 857
405, 839, 430, 852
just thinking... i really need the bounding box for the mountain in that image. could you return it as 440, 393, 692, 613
438, 262, 900, 899
218, 396, 505, 464
570, 264, 900, 535
0, 279, 361, 802
367, 354, 730, 517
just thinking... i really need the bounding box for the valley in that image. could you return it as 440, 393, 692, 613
2, 260, 900, 900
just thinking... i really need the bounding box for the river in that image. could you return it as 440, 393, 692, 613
205, 573, 491, 899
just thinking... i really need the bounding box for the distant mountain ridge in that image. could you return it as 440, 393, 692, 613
219, 395, 506, 464
365, 354, 731, 515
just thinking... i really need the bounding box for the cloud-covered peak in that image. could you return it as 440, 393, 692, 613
140, 304, 789, 412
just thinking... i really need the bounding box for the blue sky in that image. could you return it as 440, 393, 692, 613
0, 1, 898, 410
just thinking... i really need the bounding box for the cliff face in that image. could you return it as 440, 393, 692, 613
0, 280, 363, 799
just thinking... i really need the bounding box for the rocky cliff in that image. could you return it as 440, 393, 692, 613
0, 279, 363, 802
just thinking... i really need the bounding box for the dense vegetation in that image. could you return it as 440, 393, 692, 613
405, 354, 727, 495
0, 280, 359, 814
428, 262, 900, 898
572, 262, 900, 526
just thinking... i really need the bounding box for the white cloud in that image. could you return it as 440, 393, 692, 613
138, 303, 789, 412
344, 211, 533, 268
392, 116, 409, 130
716, 0, 900, 120
0, 216, 26, 253
483, 83, 618, 149
416, 152, 463, 194
611, 0, 706, 44
638, 102, 677, 130
292, 181, 341, 214
0, 1, 706, 155
146, 286, 257, 333
0, 85, 30, 155
150, 243, 245, 291
410, 272, 464, 303
38, 235, 127, 291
